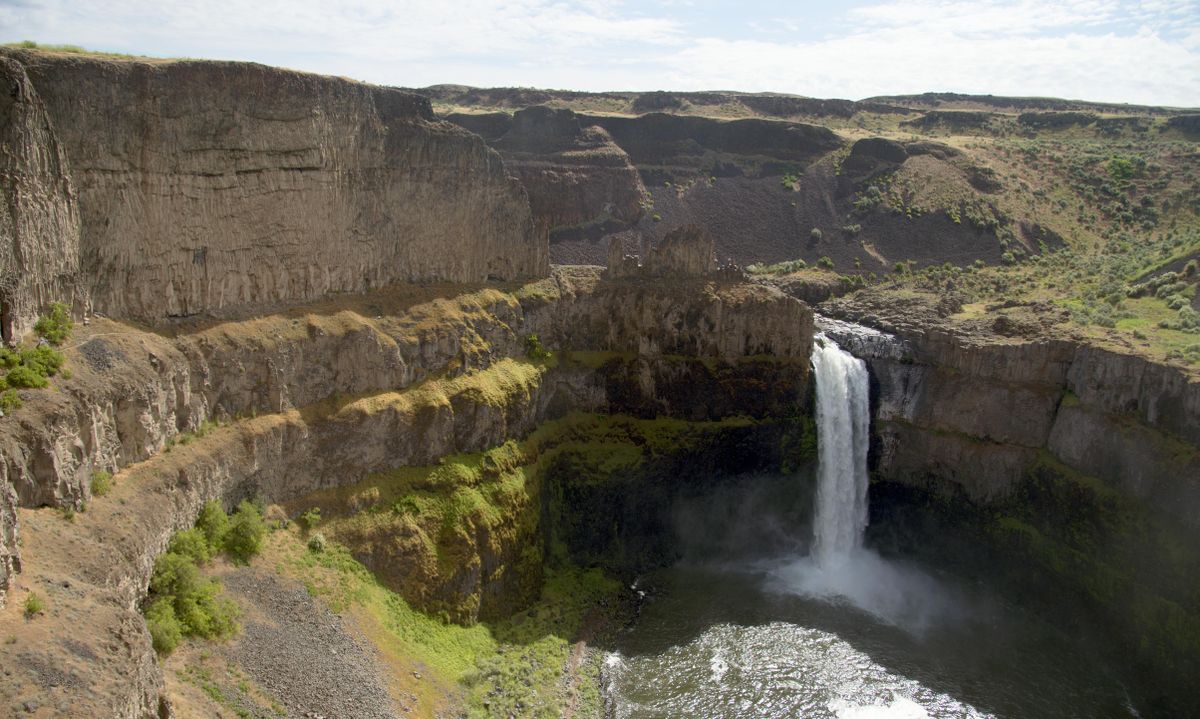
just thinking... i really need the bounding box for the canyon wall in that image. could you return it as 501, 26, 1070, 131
820, 296, 1200, 714
0, 49, 545, 328
0, 267, 809, 602
448, 107, 649, 244
0, 268, 810, 717
0, 57, 82, 341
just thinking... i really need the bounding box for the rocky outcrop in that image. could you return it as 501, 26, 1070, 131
822, 292, 1199, 523
1, 49, 545, 324
495, 107, 647, 235
0, 57, 82, 340
579, 112, 842, 171
0, 267, 812, 717
606, 225, 718, 280
823, 292, 1200, 714
0, 268, 811, 607
839, 137, 908, 183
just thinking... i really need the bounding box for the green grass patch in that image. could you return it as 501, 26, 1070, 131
280, 529, 621, 718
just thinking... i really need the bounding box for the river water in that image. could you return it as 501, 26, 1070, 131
603, 335, 1141, 718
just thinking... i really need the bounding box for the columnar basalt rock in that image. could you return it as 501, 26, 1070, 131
0, 267, 813, 610
1, 49, 546, 324
0, 57, 83, 340
448, 106, 649, 244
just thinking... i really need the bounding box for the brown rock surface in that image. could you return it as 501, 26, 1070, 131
448, 106, 648, 245
0, 57, 82, 340
821, 289, 1200, 528
1, 49, 545, 324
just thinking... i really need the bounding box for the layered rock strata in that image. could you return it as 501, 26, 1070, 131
0, 272, 808, 718
447, 106, 648, 244
820, 294, 1200, 713
0, 57, 82, 340
0, 49, 545, 325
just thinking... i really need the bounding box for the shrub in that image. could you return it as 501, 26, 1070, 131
298, 507, 321, 533
146, 550, 238, 653
817, 256, 834, 269
524, 334, 551, 361
307, 532, 327, 553
145, 597, 182, 654
167, 528, 212, 564
222, 501, 266, 563
33, 302, 72, 345
90, 471, 113, 497
195, 500, 229, 550
810, 228, 823, 241
1106, 156, 1135, 181
24, 592, 44, 617
0, 390, 20, 413
2, 365, 48, 389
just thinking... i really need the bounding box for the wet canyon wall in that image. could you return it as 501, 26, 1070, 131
820, 310, 1200, 714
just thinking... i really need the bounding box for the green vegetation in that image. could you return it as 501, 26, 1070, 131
90, 470, 113, 497
524, 333, 552, 361
0, 303, 72, 403
144, 501, 267, 654
33, 302, 72, 344
175, 657, 288, 719
24, 592, 44, 617
224, 501, 267, 563
281, 528, 622, 719
298, 507, 321, 532
746, 259, 807, 274
307, 532, 327, 553
883, 224, 1200, 362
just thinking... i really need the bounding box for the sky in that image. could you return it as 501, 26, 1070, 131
1, 0, 1198, 106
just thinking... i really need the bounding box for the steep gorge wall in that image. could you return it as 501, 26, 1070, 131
0, 57, 82, 340
0, 269, 809, 605
447, 107, 648, 242
0, 49, 545, 327
819, 302, 1200, 713
0, 269, 811, 717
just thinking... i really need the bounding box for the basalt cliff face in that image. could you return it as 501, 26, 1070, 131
0, 49, 544, 332
0, 264, 812, 717
820, 292, 1200, 714
448, 106, 649, 244
0, 57, 82, 342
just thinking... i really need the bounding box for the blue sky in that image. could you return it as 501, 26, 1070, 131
2, 0, 1198, 105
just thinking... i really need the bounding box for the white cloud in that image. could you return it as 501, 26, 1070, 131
0, 0, 1197, 105
657, 25, 1200, 105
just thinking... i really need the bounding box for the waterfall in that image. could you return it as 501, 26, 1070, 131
811, 334, 870, 565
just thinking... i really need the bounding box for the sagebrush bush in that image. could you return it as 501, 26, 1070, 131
223, 501, 266, 563
167, 527, 212, 564
307, 532, 327, 553
90, 470, 113, 497
24, 592, 44, 617
195, 500, 229, 548
33, 302, 72, 345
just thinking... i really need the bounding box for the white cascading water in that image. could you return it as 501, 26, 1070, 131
811, 334, 871, 564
